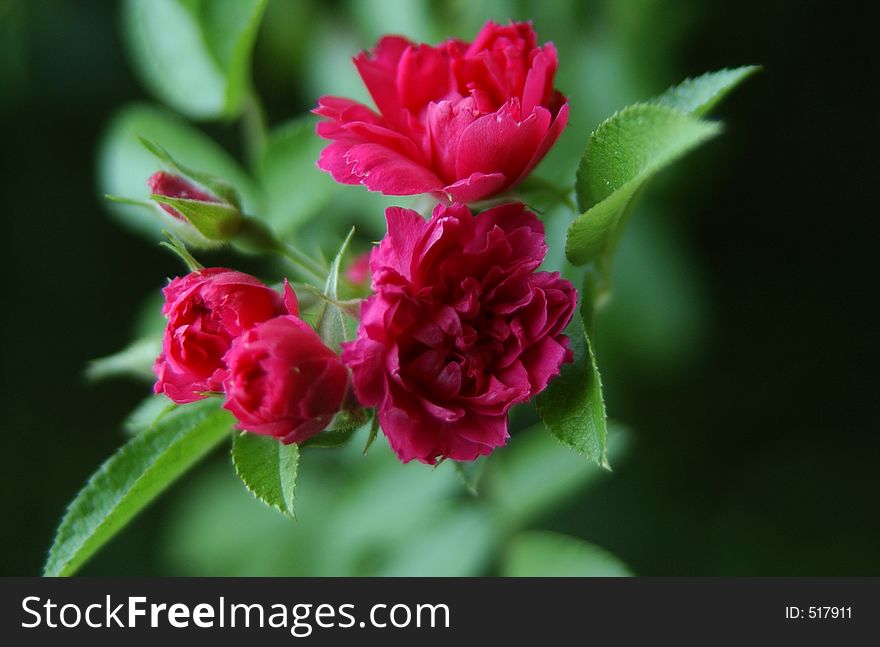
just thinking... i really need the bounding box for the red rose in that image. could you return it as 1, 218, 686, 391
314, 21, 568, 203
341, 202, 577, 464
223, 316, 349, 444
153, 269, 296, 404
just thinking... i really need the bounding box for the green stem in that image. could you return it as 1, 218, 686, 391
279, 245, 328, 286
232, 217, 327, 286
242, 91, 268, 169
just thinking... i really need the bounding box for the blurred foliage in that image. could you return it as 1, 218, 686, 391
161, 424, 628, 576
2, 0, 876, 577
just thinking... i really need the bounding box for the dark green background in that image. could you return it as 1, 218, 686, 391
1, 0, 875, 575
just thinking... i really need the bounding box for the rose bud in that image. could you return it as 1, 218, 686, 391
223, 316, 349, 444
148, 171, 242, 241
314, 21, 568, 203
342, 202, 577, 464
154, 269, 298, 404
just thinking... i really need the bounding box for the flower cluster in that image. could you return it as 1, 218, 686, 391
154, 269, 348, 444
152, 20, 576, 462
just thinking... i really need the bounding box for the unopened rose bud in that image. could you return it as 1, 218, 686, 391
223, 315, 350, 444
148, 171, 243, 241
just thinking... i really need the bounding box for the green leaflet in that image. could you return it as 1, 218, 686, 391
568, 104, 721, 265
231, 432, 299, 519
567, 66, 756, 267
123, 0, 267, 120
652, 66, 760, 117
502, 531, 632, 577
44, 399, 233, 576
536, 306, 609, 468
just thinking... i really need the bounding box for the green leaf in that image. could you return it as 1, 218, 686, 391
567, 66, 757, 269
44, 399, 233, 576
568, 104, 721, 266
536, 303, 609, 468
85, 336, 161, 383
123, 0, 266, 120
99, 103, 258, 239
314, 227, 356, 351
502, 531, 632, 577
232, 432, 299, 518
575, 103, 722, 212
652, 66, 760, 118
259, 116, 337, 236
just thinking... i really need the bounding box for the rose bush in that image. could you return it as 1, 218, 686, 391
314, 20, 568, 203
223, 315, 350, 444
42, 7, 758, 577
342, 201, 577, 463
153, 269, 297, 403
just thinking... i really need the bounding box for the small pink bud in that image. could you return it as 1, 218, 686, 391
224, 316, 350, 444
148, 171, 219, 221
147, 171, 242, 241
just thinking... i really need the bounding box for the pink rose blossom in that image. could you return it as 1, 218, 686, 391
223, 316, 349, 444
341, 202, 577, 464
154, 269, 297, 404
314, 21, 569, 203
